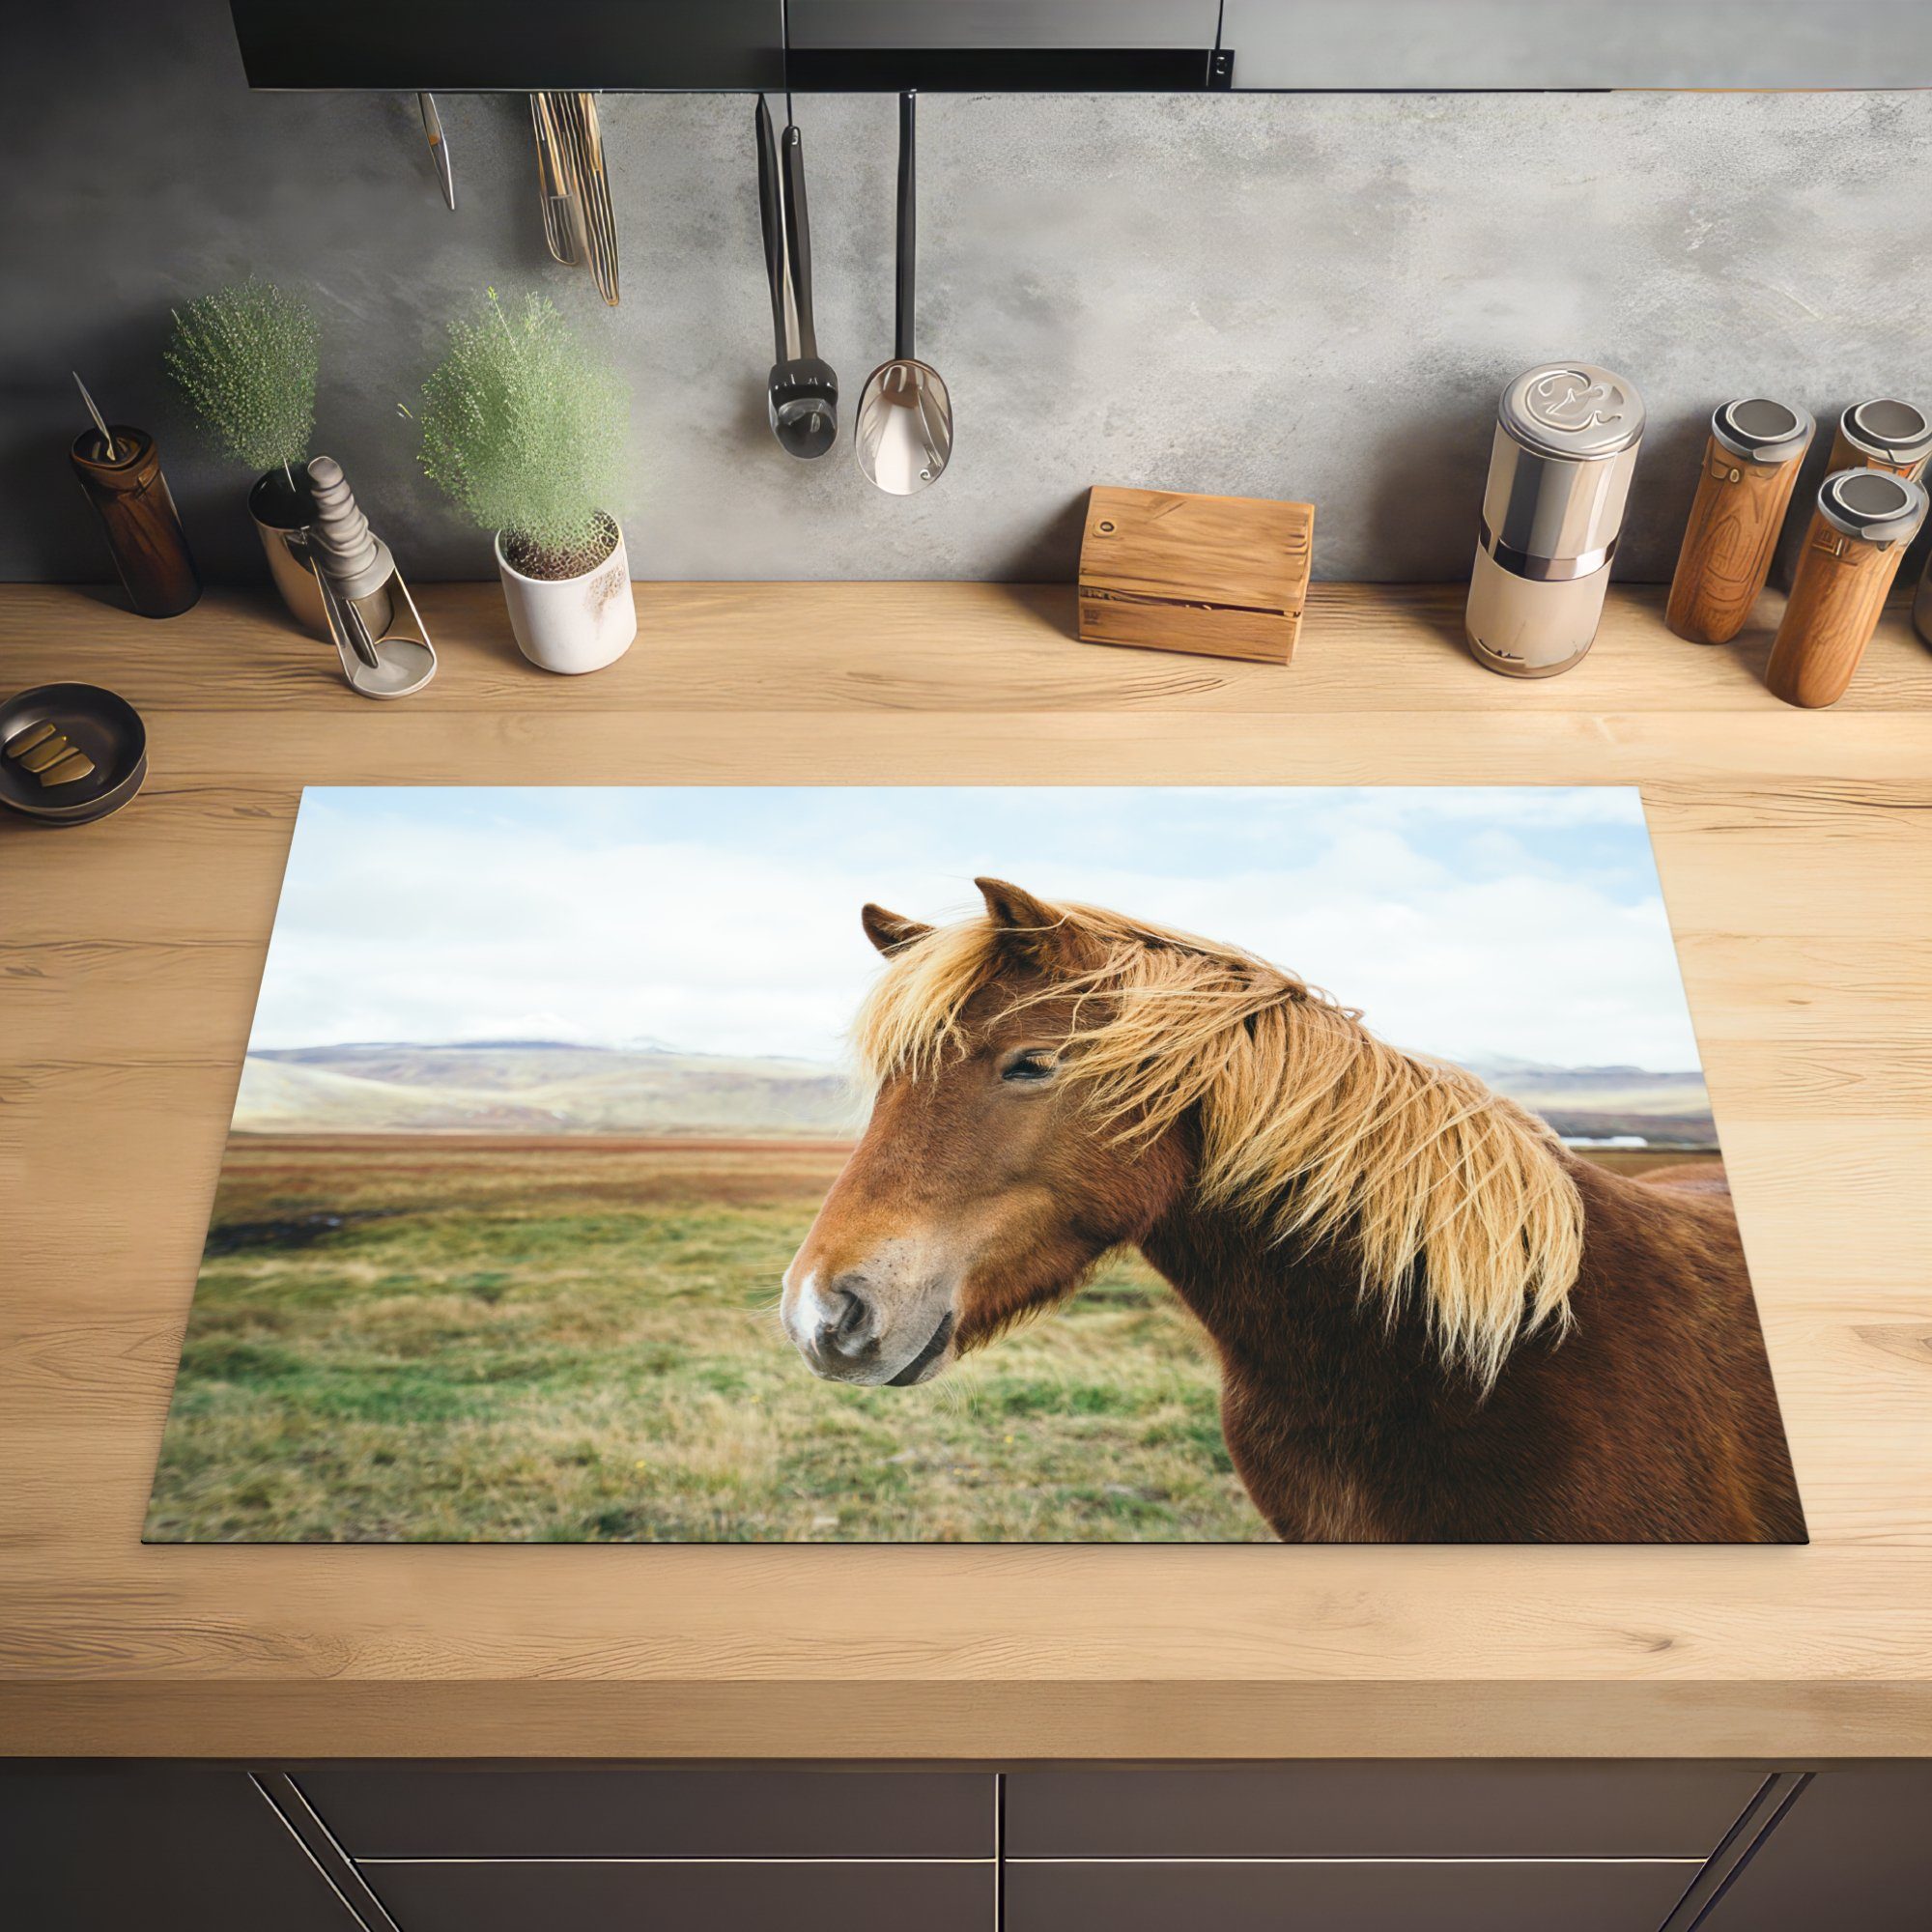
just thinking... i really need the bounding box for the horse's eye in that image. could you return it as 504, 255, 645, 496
1002, 1050, 1059, 1084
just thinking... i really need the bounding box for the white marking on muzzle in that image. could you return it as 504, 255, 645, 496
782, 1264, 832, 1348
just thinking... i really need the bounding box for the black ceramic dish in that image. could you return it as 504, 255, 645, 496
0, 682, 147, 826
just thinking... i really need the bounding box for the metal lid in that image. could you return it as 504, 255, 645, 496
1816, 467, 1929, 544
1713, 396, 1812, 464
1498, 363, 1644, 461
1839, 398, 1932, 467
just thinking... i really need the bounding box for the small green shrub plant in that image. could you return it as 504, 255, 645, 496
165, 279, 319, 488
412, 289, 630, 580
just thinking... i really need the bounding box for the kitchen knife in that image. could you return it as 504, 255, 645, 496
418, 92, 456, 212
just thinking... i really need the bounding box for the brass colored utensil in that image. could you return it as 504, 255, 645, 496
565, 93, 620, 306
9, 723, 95, 781
535, 92, 619, 304
530, 93, 582, 266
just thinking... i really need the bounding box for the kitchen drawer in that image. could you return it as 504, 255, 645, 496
362, 1859, 993, 1932
1693, 1766, 1932, 1931
1005, 1763, 1760, 1860
0, 1766, 359, 1932
1005, 1857, 1696, 1932
298, 1766, 993, 1860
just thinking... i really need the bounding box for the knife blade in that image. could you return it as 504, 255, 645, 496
418, 92, 456, 212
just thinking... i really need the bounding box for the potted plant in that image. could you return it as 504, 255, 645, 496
414, 289, 635, 674
165, 279, 323, 632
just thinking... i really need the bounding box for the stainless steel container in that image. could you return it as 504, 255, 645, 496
248, 469, 328, 638
1466, 362, 1645, 677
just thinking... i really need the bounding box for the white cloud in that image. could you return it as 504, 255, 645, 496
246, 788, 1703, 1072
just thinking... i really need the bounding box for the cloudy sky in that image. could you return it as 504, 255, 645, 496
245, 786, 1704, 1072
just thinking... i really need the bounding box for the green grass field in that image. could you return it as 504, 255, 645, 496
145, 1134, 1270, 1543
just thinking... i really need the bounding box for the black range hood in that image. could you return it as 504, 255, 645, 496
228, 0, 1231, 94
228, 0, 1932, 95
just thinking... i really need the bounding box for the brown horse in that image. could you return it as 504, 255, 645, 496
781, 879, 1805, 1544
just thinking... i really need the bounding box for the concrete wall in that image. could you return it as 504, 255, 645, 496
9, 1, 1931, 584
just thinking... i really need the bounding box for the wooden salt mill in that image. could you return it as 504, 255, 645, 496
1764, 469, 1928, 709
66, 375, 200, 618
1665, 398, 1812, 645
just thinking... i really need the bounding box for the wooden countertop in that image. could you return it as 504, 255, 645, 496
3, 579, 1930, 1761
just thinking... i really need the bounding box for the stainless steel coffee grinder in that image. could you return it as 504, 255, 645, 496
1465, 363, 1645, 677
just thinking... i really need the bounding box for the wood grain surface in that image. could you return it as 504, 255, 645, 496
1766, 508, 1919, 708
1077, 486, 1313, 663
1665, 436, 1807, 646
2, 579, 1930, 1761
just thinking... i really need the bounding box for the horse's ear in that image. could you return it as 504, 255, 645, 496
862, 903, 933, 957
976, 877, 1083, 969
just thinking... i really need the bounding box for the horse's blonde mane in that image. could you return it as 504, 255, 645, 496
853, 894, 1583, 1389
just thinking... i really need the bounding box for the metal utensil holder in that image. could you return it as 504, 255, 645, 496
314, 561, 438, 699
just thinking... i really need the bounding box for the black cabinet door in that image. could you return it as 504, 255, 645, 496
0, 1766, 361, 1932
1006, 1763, 1760, 1860
1694, 1767, 1932, 1932
1006, 1859, 1696, 1932
298, 1765, 995, 1859
364, 1861, 993, 1932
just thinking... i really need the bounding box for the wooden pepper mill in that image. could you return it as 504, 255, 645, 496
1665, 399, 1813, 645
1824, 398, 1931, 482
68, 425, 200, 619
1764, 469, 1928, 709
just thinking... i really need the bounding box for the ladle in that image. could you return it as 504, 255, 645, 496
856, 92, 952, 495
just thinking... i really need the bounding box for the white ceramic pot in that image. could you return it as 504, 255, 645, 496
495, 521, 638, 674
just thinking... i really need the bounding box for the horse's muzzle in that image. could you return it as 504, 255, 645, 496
782, 1262, 956, 1386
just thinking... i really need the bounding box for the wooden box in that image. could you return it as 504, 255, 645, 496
1075, 485, 1315, 665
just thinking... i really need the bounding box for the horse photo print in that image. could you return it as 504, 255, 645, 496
146, 785, 1804, 1545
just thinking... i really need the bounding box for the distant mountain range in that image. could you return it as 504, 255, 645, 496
1460, 1056, 1715, 1146
232, 1040, 1716, 1147
235, 1041, 859, 1138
